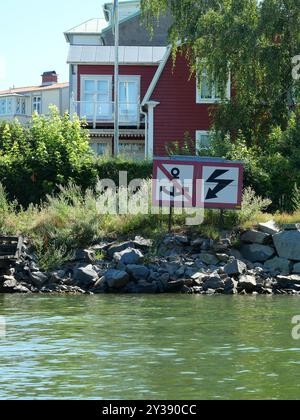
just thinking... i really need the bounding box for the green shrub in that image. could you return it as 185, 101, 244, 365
0, 109, 153, 207
0, 107, 97, 207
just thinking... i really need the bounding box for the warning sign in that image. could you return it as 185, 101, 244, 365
153, 157, 243, 209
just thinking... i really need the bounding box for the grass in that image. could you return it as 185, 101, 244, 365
0, 181, 298, 271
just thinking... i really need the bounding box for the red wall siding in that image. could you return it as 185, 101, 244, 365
77, 65, 158, 100
150, 53, 214, 156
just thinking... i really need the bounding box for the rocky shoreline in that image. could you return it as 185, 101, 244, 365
2, 221, 300, 296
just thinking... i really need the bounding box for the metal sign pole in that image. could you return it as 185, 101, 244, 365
113, 0, 119, 156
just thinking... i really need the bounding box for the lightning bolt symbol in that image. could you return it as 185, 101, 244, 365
205, 169, 234, 200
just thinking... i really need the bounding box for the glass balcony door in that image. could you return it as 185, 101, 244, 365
119, 76, 140, 124
81, 76, 112, 121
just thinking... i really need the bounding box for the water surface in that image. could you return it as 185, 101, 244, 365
0, 294, 300, 400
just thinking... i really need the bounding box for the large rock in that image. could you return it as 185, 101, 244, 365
203, 275, 225, 291
74, 249, 95, 263
238, 275, 257, 292
282, 223, 300, 231
163, 280, 185, 293
264, 256, 291, 274
107, 241, 135, 258
224, 278, 238, 294
124, 280, 158, 294
29, 271, 48, 288
276, 274, 300, 288
73, 264, 98, 287
198, 252, 219, 266
104, 269, 130, 289
126, 264, 150, 281
133, 236, 152, 250
293, 262, 300, 274
240, 230, 271, 244
273, 230, 300, 260
0, 276, 18, 293
258, 220, 279, 235
240, 244, 275, 262
224, 259, 247, 276
114, 248, 144, 265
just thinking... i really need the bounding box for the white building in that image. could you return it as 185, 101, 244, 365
0, 71, 69, 124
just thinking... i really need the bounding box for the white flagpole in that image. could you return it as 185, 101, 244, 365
114, 0, 119, 156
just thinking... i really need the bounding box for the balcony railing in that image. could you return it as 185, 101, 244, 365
73, 101, 141, 127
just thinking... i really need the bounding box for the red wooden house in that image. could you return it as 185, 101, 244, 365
65, 1, 230, 159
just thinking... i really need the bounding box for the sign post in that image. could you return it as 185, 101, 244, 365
153, 156, 244, 214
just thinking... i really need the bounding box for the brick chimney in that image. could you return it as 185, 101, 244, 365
41, 71, 58, 86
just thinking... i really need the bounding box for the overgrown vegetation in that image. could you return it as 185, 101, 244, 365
196, 111, 300, 211
0, 108, 153, 207
0, 177, 297, 271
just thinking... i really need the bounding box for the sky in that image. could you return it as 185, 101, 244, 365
0, 0, 108, 90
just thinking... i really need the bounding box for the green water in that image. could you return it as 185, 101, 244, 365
0, 294, 300, 400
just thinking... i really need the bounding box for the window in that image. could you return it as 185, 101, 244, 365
196, 70, 230, 104
33, 96, 42, 114
16, 98, 26, 115
119, 76, 140, 124
90, 142, 109, 156
119, 142, 145, 160
81, 76, 112, 120
0, 97, 27, 115
196, 130, 210, 151
0, 98, 7, 115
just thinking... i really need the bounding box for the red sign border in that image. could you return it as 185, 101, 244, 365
152, 159, 244, 210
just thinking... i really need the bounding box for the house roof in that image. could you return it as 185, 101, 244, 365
0, 82, 69, 96
67, 45, 167, 65
101, 10, 141, 35
103, 1, 140, 22
65, 18, 108, 35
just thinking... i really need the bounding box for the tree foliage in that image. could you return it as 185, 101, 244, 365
141, 0, 300, 144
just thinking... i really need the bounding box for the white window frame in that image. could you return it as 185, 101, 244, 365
118, 75, 140, 125
80, 75, 113, 103
196, 130, 211, 151
80, 75, 113, 122
32, 96, 42, 114
196, 71, 231, 104
0, 97, 9, 115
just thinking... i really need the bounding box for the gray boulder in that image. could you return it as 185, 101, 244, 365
273, 230, 300, 260
238, 275, 257, 292
240, 230, 271, 244
293, 262, 300, 274
164, 280, 185, 293
107, 241, 135, 258
29, 271, 48, 288
133, 236, 152, 250
263, 256, 291, 274
216, 253, 230, 263
114, 248, 144, 265
0, 276, 18, 293
282, 223, 300, 231
198, 252, 219, 266
276, 274, 300, 289
224, 278, 238, 294
104, 269, 130, 289
125, 280, 158, 294
74, 249, 95, 263
73, 264, 98, 287
224, 259, 247, 276
258, 220, 279, 235
203, 275, 225, 291
126, 264, 150, 281
240, 244, 275, 262
191, 238, 205, 249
